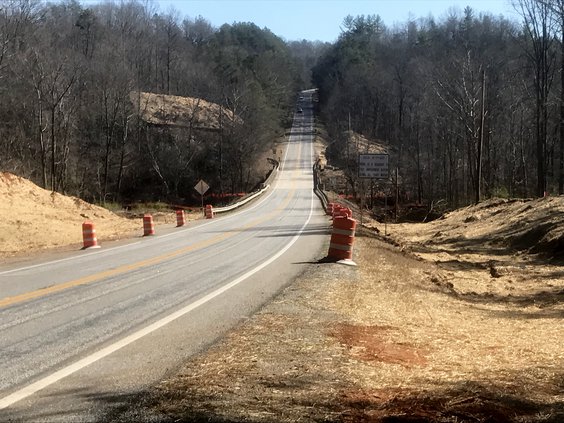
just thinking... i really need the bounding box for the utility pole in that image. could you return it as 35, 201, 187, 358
476, 68, 486, 204
347, 112, 351, 161
395, 167, 399, 222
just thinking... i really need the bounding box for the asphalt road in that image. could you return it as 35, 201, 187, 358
0, 91, 329, 421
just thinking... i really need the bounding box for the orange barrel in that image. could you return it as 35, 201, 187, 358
82, 221, 100, 249
143, 214, 155, 236
331, 204, 341, 219
336, 207, 352, 218
328, 216, 356, 261
176, 209, 185, 227
333, 205, 347, 219
327, 202, 334, 216
205, 204, 214, 219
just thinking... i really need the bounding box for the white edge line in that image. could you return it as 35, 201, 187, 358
0, 153, 314, 411
155, 187, 275, 240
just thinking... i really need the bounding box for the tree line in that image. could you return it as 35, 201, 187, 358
313, 0, 564, 208
0, 0, 307, 204
4, 0, 562, 210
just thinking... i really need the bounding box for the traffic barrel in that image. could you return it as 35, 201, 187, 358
82, 221, 101, 249
176, 209, 185, 227
333, 204, 347, 219
143, 214, 155, 236
334, 206, 352, 218
205, 204, 214, 219
328, 216, 356, 264
331, 204, 342, 219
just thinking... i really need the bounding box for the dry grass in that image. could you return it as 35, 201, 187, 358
144, 222, 563, 422
329, 235, 563, 421
385, 197, 564, 307
390, 197, 564, 261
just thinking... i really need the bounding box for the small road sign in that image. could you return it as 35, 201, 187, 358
358, 154, 389, 179
194, 180, 210, 196
194, 180, 210, 216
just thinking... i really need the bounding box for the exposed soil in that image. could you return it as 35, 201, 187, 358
0, 172, 197, 258
132, 91, 241, 130
386, 197, 564, 305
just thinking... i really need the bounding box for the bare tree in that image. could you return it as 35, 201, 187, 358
0, 0, 37, 79
434, 51, 488, 204
542, 0, 564, 194
515, 0, 557, 196
20, 42, 80, 191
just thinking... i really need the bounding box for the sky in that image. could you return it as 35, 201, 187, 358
155, 0, 518, 42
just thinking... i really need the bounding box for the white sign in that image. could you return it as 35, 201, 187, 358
358, 154, 389, 179
194, 180, 210, 195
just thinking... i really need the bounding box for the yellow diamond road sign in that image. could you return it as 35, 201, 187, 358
194, 180, 209, 195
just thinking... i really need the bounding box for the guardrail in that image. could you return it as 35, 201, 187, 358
214, 184, 270, 213
213, 158, 279, 214
313, 163, 328, 212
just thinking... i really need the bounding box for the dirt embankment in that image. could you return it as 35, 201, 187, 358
390, 197, 564, 261
387, 197, 564, 303
0, 172, 170, 258
113, 196, 564, 423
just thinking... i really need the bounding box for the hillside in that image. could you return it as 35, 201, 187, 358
1, 170, 563, 420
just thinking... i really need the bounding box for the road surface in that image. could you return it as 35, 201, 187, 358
0, 90, 328, 421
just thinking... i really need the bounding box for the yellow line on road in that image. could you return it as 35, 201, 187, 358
0, 186, 298, 309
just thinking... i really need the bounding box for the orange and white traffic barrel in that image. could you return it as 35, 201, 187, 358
328, 216, 357, 265
333, 206, 343, 218
143, 214, 155, 236
205, 204, 214, 219
333, 204, 347, 219
334, 206, 352, 218
331, 204, 341, 219
82, 221, 101, 249
176, 209, 185, 227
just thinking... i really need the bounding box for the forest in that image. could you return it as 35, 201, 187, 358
1, 0, 563, 209
314, 0, 564, 207
0, 0, 316, 204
